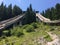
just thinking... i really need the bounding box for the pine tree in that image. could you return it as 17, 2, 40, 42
41, 3, 60, 20
23, 4, 36, 24
41, 11, 45, 17
7, 4, 12, 18
12, 5, 22, 16
3, 5, 7, 20
0, 2, 5, 21
55, 3, 60, 19
29, 4, 32, 11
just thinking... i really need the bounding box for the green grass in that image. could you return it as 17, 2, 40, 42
0, 22, 60, 45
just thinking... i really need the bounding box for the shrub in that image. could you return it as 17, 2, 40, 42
2, 30, 11, 36
15, 30, 24, 37
50, 27, 55, 31
26, 25, 35, 32
44, 34, 52, 41
22, 24, 29, 29
11, 27, 24, 37
31, 23, 38, 29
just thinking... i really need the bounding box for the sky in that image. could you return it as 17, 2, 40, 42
0, 0, 60, 12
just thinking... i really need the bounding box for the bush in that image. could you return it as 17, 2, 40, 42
15, 30, 24, 37
22, 24, 29, 29
2, 30, 11, 36
44, 34, 52, 41
16, 32, 24, 37
11, 27, 24, 37
26, 25, 35, 32
50, 27, 55, 31
31, 23, 38, 29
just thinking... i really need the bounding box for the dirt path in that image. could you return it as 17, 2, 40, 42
46, 32, 60, 45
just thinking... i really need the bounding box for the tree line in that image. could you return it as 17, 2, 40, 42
0, 2, 22, 21
0, 2, 36, 24
41, 3, 60, 20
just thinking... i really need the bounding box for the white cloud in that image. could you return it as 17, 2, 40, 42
0, 0, 3, 4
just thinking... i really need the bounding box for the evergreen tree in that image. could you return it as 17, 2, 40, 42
3, 5, 7, 20
41, 11, 45, 17
0, 2, 4, 21
45, 8, 51, 19
29, 4, 32, 11
7, 4, 12, 18
12, 5, 22, 16
50, 7, 56, 20
41, 3, 60, 20
55, 3, 60, 19
0, 3, 23, 21
23, 4, 36, 24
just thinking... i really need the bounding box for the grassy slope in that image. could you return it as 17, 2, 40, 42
0, 22, 60, 45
